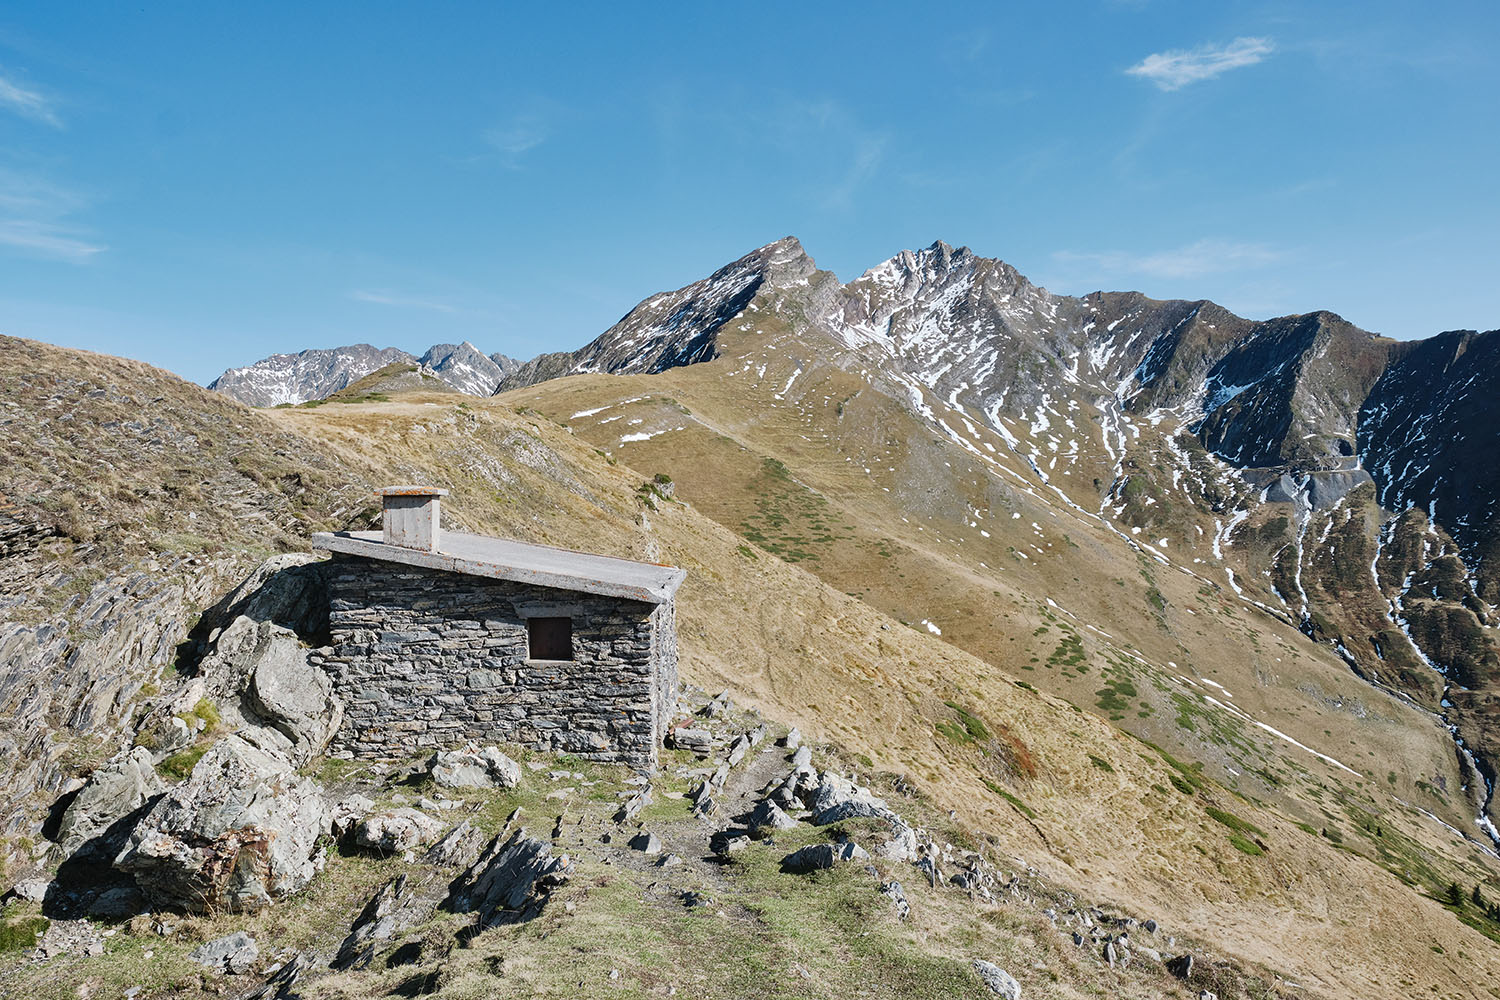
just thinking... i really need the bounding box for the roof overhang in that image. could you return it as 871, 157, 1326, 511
312, 529, 685, 604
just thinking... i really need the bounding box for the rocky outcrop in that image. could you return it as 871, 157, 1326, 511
113, 736, 328, 913
808, 770, 897, 825
780, 838, 869, 874
445, 829, 572, 928
746, 797, 798, 831
333, 873, 442, 971
198, 552, 331, 643
55, 746, 165, 858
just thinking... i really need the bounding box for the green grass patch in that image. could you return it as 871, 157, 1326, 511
0, 916, 48, 953
1088, 754, 1114, 773
981, 778, 1037, 820
1228, 833, 1264, 856
941, 701, 990, 742
1205, 806, 1264, 836
155, 743, 209, 782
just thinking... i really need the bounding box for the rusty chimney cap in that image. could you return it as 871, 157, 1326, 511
374, 485, 450, 497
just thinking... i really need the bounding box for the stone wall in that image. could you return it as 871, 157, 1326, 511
314, 554, 675, 769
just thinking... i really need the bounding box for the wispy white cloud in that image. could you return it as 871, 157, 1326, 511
1054, 238, 1282, 280
482, 100, 560, 168
0, 71, 61, 127
0, 219, 104, 259
0, 168, 103, 261
824, 133, 888, 211
350, 289, 458, 313
759, 97, 889, 212
1126, 37, 1274, 91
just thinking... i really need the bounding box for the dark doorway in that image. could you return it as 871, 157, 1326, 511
527, 617, 573, 660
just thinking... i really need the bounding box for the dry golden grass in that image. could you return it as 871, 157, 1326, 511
271, 389, 1500, 1000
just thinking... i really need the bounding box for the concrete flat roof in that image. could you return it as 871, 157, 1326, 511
312, 529, 685, 604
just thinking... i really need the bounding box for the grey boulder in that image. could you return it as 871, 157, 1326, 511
190, 930, 260, 975
875, 821, 919, 863
194, 615, 343, 765
428, 745, 522, 790
808, 771, 896, 825
780, 839, 869, 874
354, 808, 446, 853
113, 735, 328, 913
972, 959, 1021, 999
10, 878, 49, 902
56, 746, 166, 858
747, 798, 798, 831
670, 728, 714, 753
628, 830, 663, 855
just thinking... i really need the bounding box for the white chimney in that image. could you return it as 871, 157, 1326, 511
376, 485, 448, 552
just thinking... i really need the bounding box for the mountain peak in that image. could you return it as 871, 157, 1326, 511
420, 342, 508, 395
725, 236, 817, 288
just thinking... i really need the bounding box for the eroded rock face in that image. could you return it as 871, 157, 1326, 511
56, 746, 166, 858
197, 616, 343, 765
113, 736, 328, 913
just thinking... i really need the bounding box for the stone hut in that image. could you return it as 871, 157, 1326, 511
311, 486, 684, 770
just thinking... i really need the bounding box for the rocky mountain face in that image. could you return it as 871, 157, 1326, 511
489, 351, 520, 379
207, 344, 416, 407
211, 341, 519, 405
419, 342, 511, 397
502, 236, 1500, 845
495, 238, 818, 392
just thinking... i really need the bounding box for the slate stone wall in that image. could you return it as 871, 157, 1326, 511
314, 554, 676, 769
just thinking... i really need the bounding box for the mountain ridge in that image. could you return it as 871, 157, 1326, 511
208, 340, 521, 405
195, 237, 1500, 846
485, 235, 1500, 852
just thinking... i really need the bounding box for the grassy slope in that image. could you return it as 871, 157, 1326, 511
501, 332, 1478, 830
0, 336, 1496, 997
277, 394, 1500, 998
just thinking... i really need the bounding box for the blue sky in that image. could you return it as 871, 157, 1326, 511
0, 2, 1496, 384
